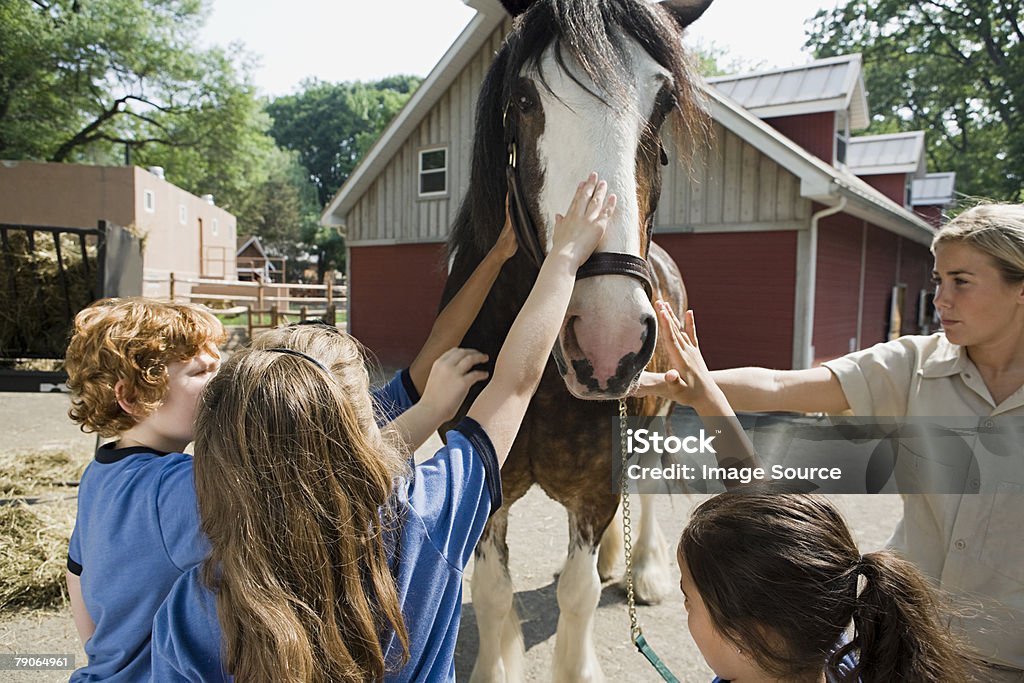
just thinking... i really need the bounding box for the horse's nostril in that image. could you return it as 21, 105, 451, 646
641, 314, 656, 344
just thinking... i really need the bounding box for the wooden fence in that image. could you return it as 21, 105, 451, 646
143, 273, 347, 338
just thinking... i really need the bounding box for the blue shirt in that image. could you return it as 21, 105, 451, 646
151, 417, 501, 683
68, 445, 206, 683
68, 369, 416, 682
374, 368, 420, 424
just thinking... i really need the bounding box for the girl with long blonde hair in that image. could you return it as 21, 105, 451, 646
151, 173, 616, 681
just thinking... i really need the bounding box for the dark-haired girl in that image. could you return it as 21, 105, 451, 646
645, 303, 970, 682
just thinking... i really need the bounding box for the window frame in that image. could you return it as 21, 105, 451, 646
417, 146, 448, 198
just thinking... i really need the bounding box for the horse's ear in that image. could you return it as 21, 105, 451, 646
499, 0, 535, 17
660, 0, 714, 30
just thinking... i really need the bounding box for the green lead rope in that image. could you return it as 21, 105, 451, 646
635, 634, 682, 683
619, 399, 682, 683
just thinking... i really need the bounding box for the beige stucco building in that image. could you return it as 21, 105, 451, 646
0, 161, 237, 299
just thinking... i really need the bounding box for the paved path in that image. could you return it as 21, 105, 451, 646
0, 393, 903, 681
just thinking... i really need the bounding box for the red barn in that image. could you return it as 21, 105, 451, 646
322, 0, 953, 371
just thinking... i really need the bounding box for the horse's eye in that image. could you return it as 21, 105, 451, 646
512, 78, 537, 114
655, 86, 676, 118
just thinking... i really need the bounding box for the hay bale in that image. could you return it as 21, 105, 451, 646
0, 502, 74, 610
0, 449, 89, 498
0, 229, 100, 359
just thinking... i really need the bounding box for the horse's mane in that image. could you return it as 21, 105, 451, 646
446, 0, 709, 262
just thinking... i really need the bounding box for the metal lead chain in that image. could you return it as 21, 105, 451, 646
619, 398, 641, 642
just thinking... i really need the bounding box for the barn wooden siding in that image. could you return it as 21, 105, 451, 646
764, 112, 836, 165
812, 212, 933, 365
344, 19, 513, 245
656, 231, 798, 371
657, 122, 812, 231
349, 243, 448, 366
863, 173, 908, 206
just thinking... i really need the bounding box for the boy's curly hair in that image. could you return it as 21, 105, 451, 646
65, 298, 227, 437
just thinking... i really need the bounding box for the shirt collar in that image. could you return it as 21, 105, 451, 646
919, 333, 969, 379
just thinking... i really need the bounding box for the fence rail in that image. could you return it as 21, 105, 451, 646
143, 273, 347, 337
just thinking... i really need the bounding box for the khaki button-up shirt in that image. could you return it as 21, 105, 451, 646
824, 333, 1024, 670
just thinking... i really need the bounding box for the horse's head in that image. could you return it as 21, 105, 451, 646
497, 0, 711, 399
447, 0, 711, 399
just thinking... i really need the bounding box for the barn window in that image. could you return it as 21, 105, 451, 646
835, 133, 848, 166
144, 190, 155, 212
179, 205, 187, 225
212, 218, 219, 237
419, 148, 447, 197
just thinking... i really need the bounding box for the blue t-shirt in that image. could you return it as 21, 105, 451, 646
68, 370, 415, 682
373, 368, 420, 425
151, 417, 501, 683
67, 445, 206, 683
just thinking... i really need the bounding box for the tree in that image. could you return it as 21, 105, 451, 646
0, 0, 281, 214
806, 0, 1023, 201
230, 148, 322, 281
266, 77, 422, 207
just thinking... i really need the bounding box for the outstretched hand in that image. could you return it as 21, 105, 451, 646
550, 172, 615, 269
652, 301, 728, 413
420, 347, 489, 423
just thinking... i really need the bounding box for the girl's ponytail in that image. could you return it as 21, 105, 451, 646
849, 550, 970, 682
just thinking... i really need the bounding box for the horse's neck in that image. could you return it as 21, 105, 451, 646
447, 249, 536, 356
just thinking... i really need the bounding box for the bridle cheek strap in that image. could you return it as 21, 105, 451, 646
506, 164, 546, 268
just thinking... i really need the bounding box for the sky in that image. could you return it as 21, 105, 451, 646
199, 0, 843, 98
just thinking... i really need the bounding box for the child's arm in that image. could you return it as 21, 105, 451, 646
67, 571, 95, 646
407, 202, 518, 395
388, 347, 489, 451
468, 174, 612, 464
650, 302, 763, 481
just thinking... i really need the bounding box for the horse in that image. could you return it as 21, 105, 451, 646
440, 1, 713, 680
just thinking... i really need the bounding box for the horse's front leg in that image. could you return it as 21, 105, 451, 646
470, 508, 524, 683
553, 511, 608, 683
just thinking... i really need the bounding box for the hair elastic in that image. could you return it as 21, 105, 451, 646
265, 347, 331, 375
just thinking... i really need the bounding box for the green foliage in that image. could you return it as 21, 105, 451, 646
689, 40, 769, 77
0, 0, 284, 220
806, 0, 1023, 201
266, 77, 422, 207
1, 0, 423, 280
231, 148, 321, 281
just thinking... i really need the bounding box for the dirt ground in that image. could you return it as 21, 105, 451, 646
0, 392, 903, 682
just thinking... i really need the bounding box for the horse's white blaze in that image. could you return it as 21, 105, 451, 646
553, 543, 604, 683
470, 530, 523, 683
531, 39, 669, 395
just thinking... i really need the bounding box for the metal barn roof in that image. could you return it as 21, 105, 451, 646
911, 172, 957, 206
707, 54, 869, 129
846, 131, 927, 176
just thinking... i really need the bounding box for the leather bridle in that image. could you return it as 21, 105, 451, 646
503, 103, 655, 299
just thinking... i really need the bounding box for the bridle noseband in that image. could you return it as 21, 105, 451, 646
503, 103, 655, 299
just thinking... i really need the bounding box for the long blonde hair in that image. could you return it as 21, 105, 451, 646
193, 324, 411, 682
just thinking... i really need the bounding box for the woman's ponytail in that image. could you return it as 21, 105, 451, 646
850, 550, 970, 682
